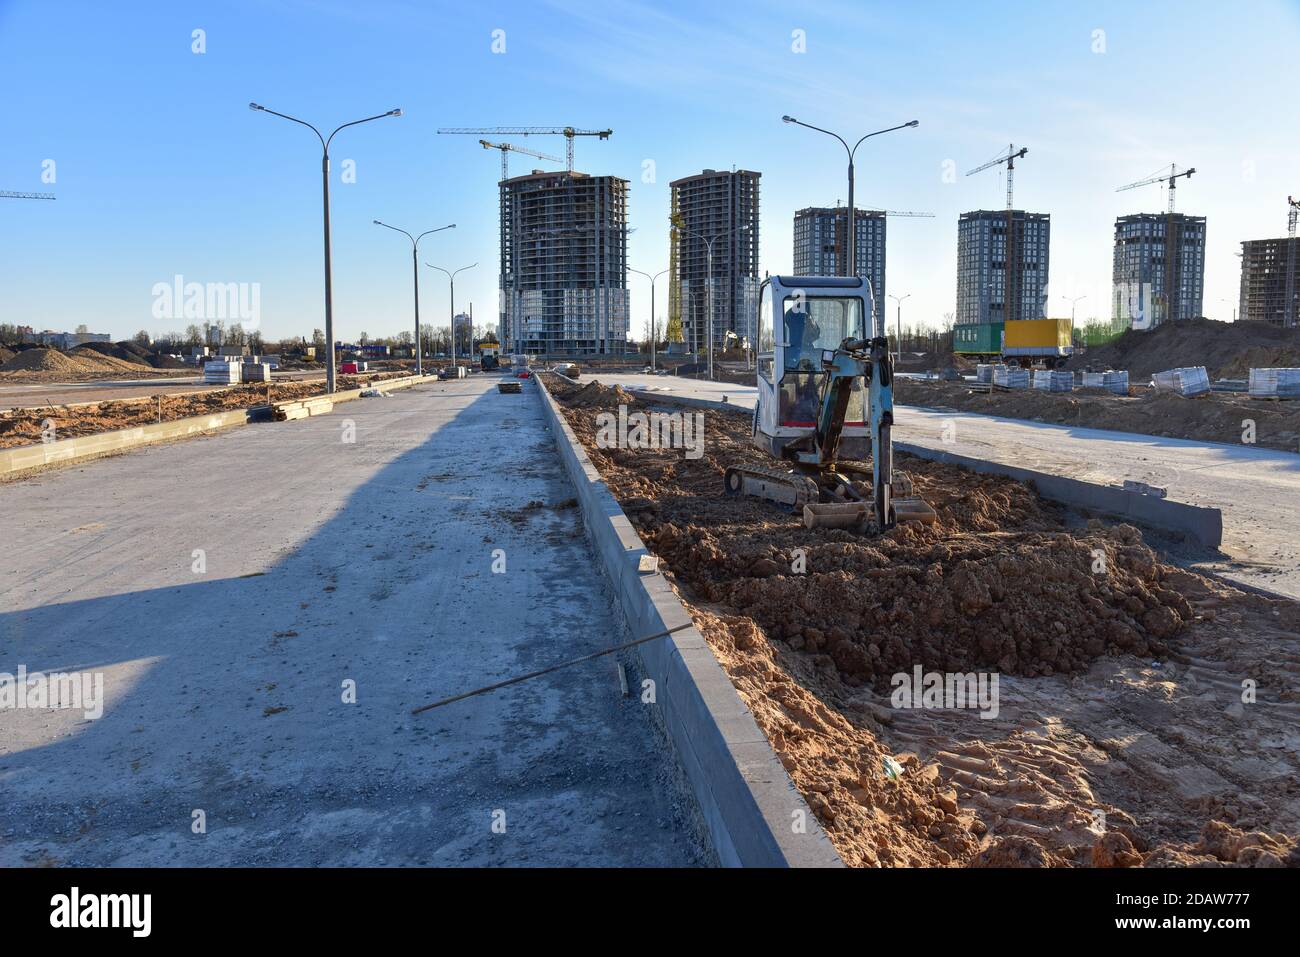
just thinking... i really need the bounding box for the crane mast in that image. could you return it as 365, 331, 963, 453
1284, 195, 1299, 328
967, 145, 1030, 322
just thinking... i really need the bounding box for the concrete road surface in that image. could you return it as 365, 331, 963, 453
0, 376, 702, 866
589, 372, 1300, 600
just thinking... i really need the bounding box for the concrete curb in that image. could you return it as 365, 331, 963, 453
893, 442, 1223, 548
0, 408, 254, 478
535, 374, 842, 868
0, 374, 429, 481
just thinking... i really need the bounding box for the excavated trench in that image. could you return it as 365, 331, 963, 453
548, 376, 1300, 868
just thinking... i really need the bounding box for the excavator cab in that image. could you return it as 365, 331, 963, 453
753, 276, 871, 460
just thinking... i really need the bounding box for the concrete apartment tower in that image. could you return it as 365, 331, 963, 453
792, 205, 887, 311
1112, 213, 1207, 328
498, 169, 629, 356
1238, 235, 1299, 327
668, 169, 760, 353
955, 210, 1050, 326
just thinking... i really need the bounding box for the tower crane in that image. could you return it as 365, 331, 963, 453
0, 190, 55, 200
966, 144, 1028, 210
859, 207, 935, 218
1116, 163, 1196, 213
477, 139, 564, 181
833, 199, 934, 218
437, 126, 612, 171
1284, 195, 1299, 328
966, 145, 1030, 322
1116, 164, 1197, 324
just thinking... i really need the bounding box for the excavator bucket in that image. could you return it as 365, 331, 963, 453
802, 498, 938, 530
802, 502, 868, 530
892, 498, 939, 524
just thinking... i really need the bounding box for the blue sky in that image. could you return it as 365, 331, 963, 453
1, 0, 1297, 343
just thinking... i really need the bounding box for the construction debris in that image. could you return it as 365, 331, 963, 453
273, 396, 334, 420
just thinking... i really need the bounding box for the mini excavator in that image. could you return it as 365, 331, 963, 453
723, 276, 936, 532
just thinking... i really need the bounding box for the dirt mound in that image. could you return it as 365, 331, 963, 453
70, 348, 153, 373
564, 378, 639, 408
1, 348, 85, 374
77, 341, 139, 362
1072, 319, 1300, 379
551, 374, 1190, 686
0, 346, 173, 382
0, 346, 13, 365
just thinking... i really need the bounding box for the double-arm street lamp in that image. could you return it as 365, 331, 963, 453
629, 267, 668, 372
426, 262, 478, 368
1062, 294, 1087, 325
889, 292, 911, 365
671, 222, 750, 380
781, 115, 918, 336
374, 221, 455, 375
250, 102, 402, 394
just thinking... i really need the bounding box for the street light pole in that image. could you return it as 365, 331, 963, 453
374, 221, 455, 375
1063, 294, 1086, 325
782, 115, 918, 337
673, 223, 749, 381
427, 263, 478, 368
889, 293, 910, 365
629, 267, 668, 372
250, 102, 401, 394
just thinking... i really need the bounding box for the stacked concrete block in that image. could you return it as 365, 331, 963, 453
203, 361, 240, 384
1102, 371, 1130, 395
993, 366, 1030, 389
1249, 368, 1300, 398
1032, 369, 1074, 392
1153, 366, 1210, 397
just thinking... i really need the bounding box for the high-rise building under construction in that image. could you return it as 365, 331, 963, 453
1112, 213, 1207, 328
792, 206, 887, 312
954, 210, 1050, 325
498, 169, 629, 355
1238, 236, 1299, 327
668, 169, 760, 352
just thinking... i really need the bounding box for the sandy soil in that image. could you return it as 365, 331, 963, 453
548, 375, 1300, 868
0, 347, 171, 382
0, 372, 413, 450
897, 379, 1300, 453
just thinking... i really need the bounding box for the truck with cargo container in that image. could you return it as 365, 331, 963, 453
952, 317, 1073, 368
